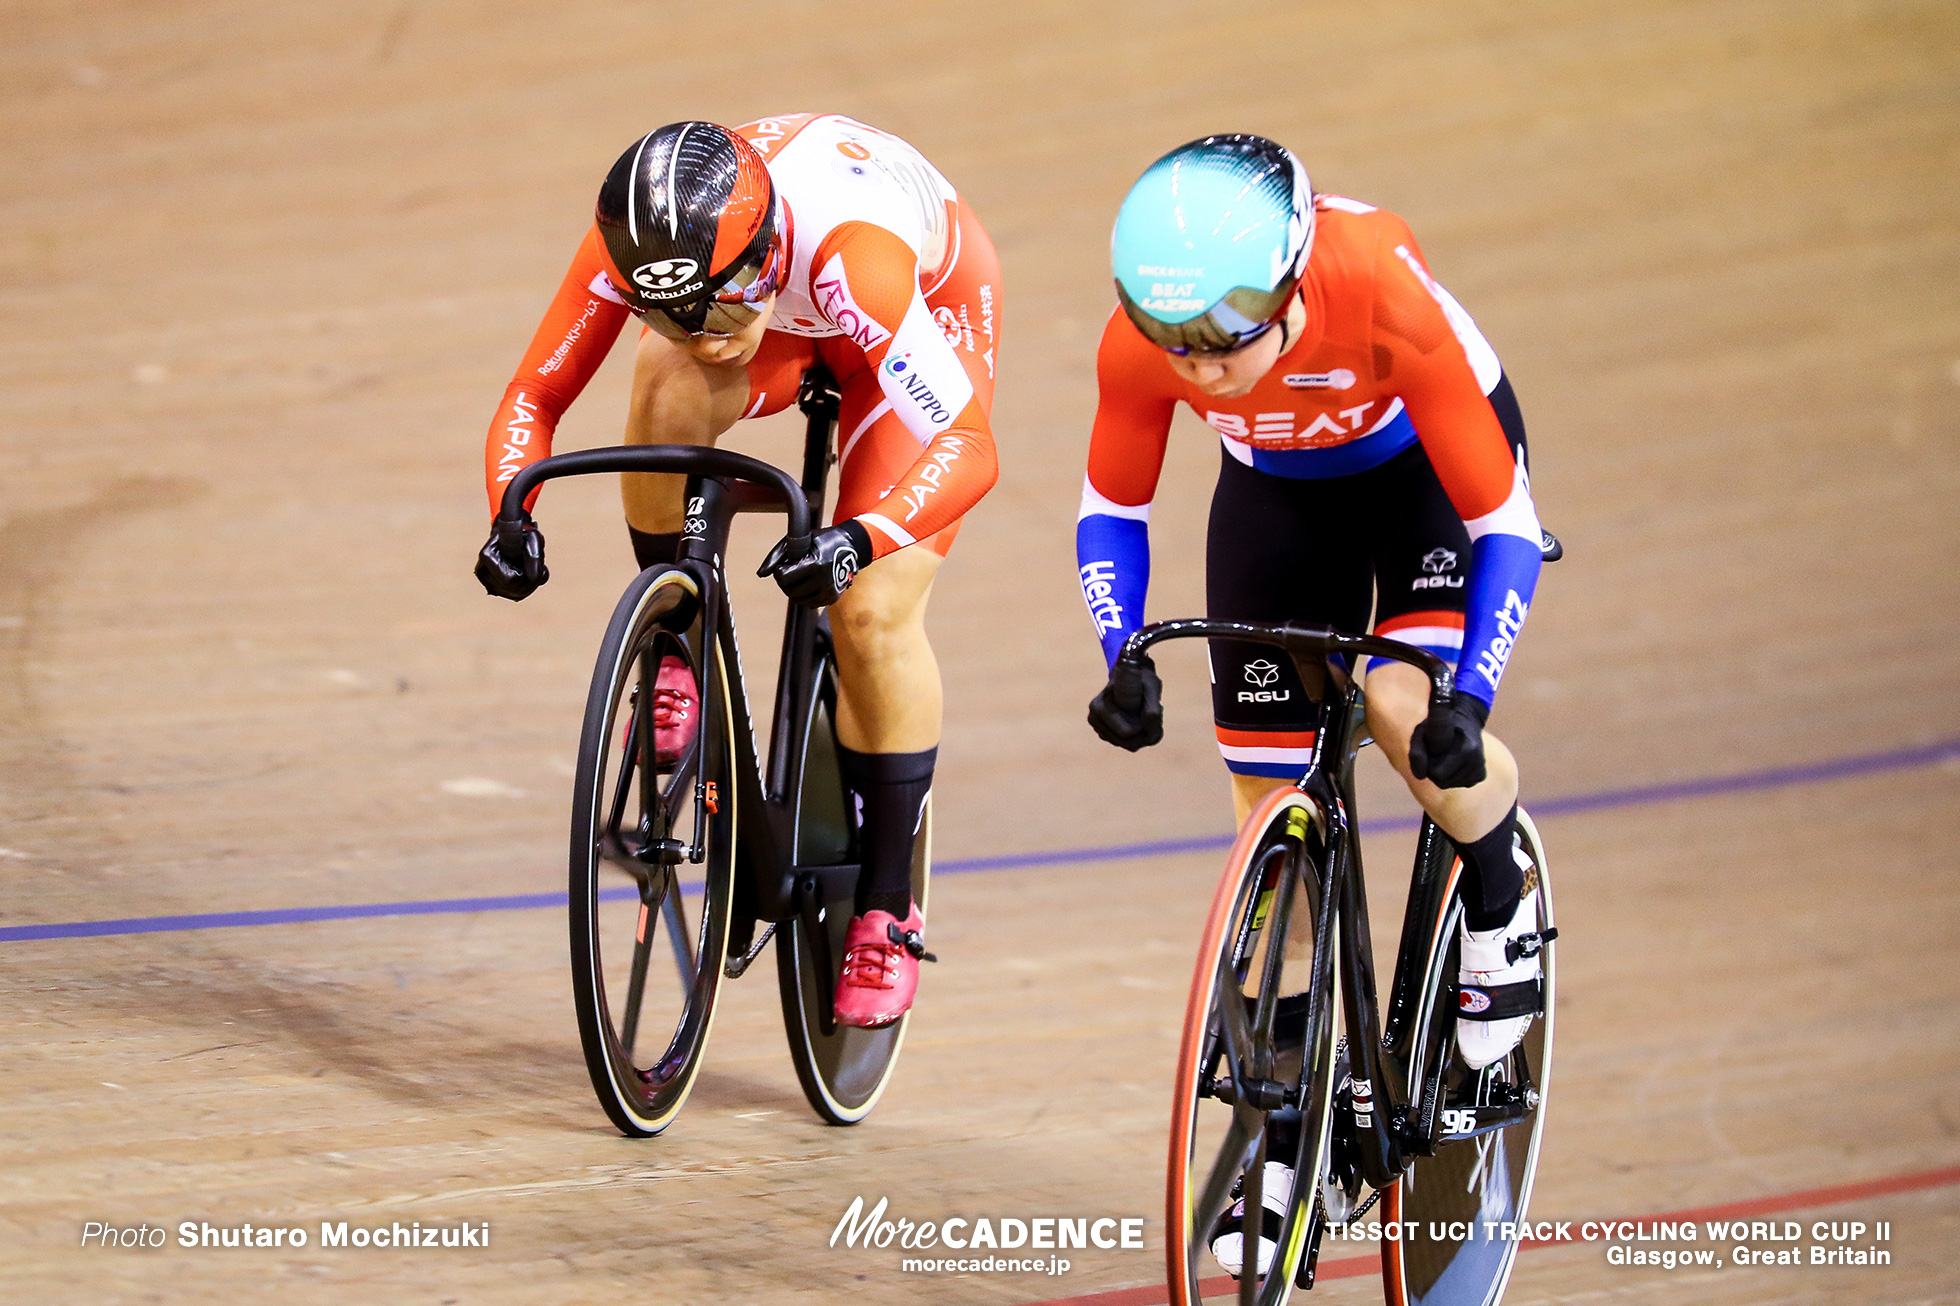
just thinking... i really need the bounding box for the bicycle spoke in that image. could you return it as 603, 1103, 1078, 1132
1248, 841, 1301, 1061
1214, 951, 1259, 1085
662, 878, 696, 986
1238, 1131, 1264, 1306
607, 699, 641, 836
619, 910, 655, 1059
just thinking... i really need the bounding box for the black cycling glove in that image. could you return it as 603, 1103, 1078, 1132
759, 519, 872, 609
1408, 690, 1489, 790
1088, 654, 1164, 752
475, 517, 549, 601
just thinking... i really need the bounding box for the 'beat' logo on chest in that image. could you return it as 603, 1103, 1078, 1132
1204, 401, 1377, 448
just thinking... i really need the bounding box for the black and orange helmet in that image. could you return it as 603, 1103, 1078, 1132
595, 122, 786, 338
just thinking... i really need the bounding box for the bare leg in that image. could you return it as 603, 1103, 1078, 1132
1230, 773, 1294, 827
829, 547, 943, 755
1362, 660, 1518, 843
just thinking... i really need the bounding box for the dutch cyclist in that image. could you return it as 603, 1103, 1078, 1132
1077, 136, 1546, 1276
477, 115, 1001, 1029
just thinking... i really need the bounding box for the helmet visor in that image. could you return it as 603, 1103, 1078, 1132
638, 232, 784, 340
1117, 278, 1301, 354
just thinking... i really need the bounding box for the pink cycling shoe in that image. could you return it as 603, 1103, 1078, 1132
651, 654, 698, 767
833, 905, 933, 1029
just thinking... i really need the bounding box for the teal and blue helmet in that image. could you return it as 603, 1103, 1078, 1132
1111, 135, 1314, 354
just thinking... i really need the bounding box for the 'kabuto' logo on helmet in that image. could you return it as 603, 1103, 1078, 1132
631, 258, 702, 299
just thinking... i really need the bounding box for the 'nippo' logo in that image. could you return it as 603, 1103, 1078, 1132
1243, 659, 1280, 688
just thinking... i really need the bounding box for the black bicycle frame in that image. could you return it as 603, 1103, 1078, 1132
498, 365, 856, 929
1116, 619, 1458, 1191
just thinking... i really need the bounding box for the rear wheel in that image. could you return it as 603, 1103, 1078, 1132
569, 568, 736, 1138
1383, 808, 1556, 1306
1168, 788, 1340, 1306
777, 632, 930, 1124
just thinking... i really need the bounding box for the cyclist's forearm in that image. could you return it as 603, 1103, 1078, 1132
484, 381, 563, 514
1076, 480, 1151, 667
1455, 501, 1542, 707
853, 421, 997, 556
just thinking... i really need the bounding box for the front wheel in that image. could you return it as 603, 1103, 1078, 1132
1383, 807, 1556, 1306
1168, 787, 1339, 1306
569, 568, 736, 1138
777, 639, 929, 1124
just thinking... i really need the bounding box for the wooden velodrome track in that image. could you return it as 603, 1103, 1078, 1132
4, 1, 1956, 1302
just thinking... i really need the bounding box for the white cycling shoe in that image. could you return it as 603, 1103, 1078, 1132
1455, 840, 1547, 1071
1208, 1160, 1294, 1279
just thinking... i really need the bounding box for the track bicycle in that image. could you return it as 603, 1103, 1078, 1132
492, 365, 929, 1137
1136, 620, 1557, 1306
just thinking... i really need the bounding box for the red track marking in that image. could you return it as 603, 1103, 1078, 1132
1016, 1163, 1960, 1306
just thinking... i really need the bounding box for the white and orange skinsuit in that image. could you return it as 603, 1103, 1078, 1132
482, 113, 1000, 559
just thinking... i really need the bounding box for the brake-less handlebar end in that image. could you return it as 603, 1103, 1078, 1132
756, 533, 814, 579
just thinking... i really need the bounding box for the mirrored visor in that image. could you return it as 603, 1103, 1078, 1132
1117, 278, 1301, 354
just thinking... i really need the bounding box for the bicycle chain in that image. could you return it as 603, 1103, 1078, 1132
1346, 1185, 1384, 1224
723, 922, 778, 978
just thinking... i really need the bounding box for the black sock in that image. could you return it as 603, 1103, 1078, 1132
629, 528, 681, 571
837, 745, 935, 920
1456, 805, 1523, 933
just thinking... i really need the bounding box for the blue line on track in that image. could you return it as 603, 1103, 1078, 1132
4, 737, 1954, 945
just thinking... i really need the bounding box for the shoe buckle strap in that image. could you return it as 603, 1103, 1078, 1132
1456, 977, 1543, 1021
886, 922, 937, 963
1504, 926, 1558, 966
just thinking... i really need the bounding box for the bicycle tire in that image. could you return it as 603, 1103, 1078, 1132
777, 635, 929, 1124
1382, 807, 1556, 1306
1168, 787, 1340, 1306
569, 567, 737, 1138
